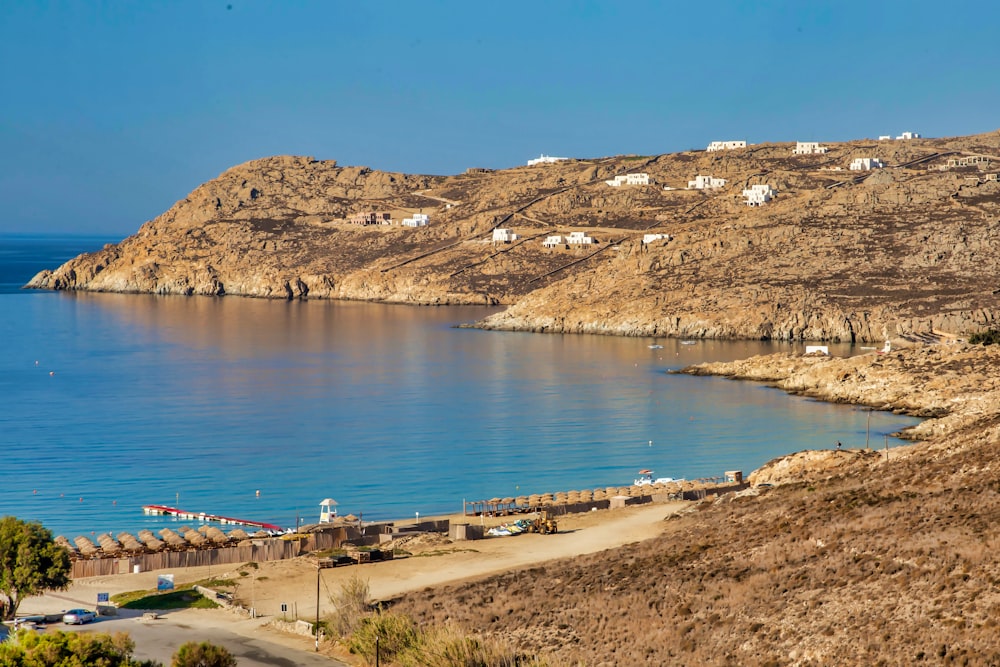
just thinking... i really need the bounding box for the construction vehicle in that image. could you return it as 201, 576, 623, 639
528, 510, 558, 534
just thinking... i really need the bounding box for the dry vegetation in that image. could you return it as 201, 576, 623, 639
386, 436, 1000, 665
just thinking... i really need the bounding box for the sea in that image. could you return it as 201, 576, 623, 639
0, 234, 921, 541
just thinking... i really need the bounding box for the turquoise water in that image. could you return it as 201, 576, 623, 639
0, 236, 921, 540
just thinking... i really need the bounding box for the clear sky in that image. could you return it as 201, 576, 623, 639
2, 1, 998, 235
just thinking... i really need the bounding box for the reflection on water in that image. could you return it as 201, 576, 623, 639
1, 291, 920, 537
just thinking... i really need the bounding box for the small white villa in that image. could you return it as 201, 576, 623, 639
688, 174, 727, 190
742, 184, 775, 207
642, 233, 671, 245
567, 231, 595, 245
527, 154, 570, 166
850, 157, 885, 171
793, 141, 828, 155
707, 140, 747, 152
492, 228, 519, 243
605, 173, 650, 187
401, 213, 429, 227
896, 131, 920, 140
542, 235, 564, 248
878, 135, 892, 141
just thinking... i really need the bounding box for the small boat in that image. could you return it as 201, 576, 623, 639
680, 340, 696, 345
634, 470, 682, 486
648, 344, 663, 349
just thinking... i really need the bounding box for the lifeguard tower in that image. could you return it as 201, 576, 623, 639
319, 498, 338, 523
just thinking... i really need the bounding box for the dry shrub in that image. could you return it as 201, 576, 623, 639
347, 611, 420, 665
328, 575, 371, 638
397, 626, 551, 667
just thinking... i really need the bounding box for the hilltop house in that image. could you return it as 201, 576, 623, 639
492, 228, 519, 243
642, 233, 671, 244
606, 173, 650, 187
527, 154, 570, 166
688, 175, 727, 189
349, 211, 392, 226
742, 184, 775, 207
542, 235, 565, 248
401, 213, 429, 227
567, 231, 595, 245
850, 157, 885, 171
793, 141, 828, 155
896, 131, 921, 140
707, 140, 747, 152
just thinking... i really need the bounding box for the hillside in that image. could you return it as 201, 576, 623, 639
28, 131, 1000, 343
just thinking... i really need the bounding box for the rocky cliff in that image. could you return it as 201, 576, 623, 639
28, 131, 1000, 342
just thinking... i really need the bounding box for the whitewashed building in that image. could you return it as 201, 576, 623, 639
567, 231, 595, 245
542, 235, 564, 248
688, 174, 727, 189
707, 140, 747, 152
401, 213, 429, 227
896, 131, 921, 140
742, 184, 775, 207
642, 233, 671, 244
878, 135, 892, 140
605, 173, 650, 187
793, 141, 828, 155
527, 154, 570, 166
492, 228, 519, 243
849, 157, 885, 171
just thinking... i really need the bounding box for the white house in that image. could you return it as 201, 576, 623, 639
793, 141, 828, 155
742, 184, 775, 207
688, 174, 727, 189
605, 173, 650, 187
401, 213, 429, 227
878, 135, 892, 140
566, 231, 595, 245
707, 140, 747, 152
527, 154, 570, 166
849, 157, 885, 171
542, 235, 564, 248
492, 228, 519, 243
642, 233, 671, 245
896, 131, 920, 140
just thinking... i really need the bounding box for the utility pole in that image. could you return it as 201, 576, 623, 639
315, 565, 321, 652
866, 409, 872, 449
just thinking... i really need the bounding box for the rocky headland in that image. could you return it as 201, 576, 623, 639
28, 131, 1000, 343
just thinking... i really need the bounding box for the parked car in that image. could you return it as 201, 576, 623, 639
331, 554, 357, 567
62, 609, 96, 625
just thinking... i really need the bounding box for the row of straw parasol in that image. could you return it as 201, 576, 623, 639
59, 524, 255, 558
477, 481, 689, 511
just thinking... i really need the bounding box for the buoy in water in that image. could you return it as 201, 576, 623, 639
255, 489, 260, 498
49, 371, 55, 376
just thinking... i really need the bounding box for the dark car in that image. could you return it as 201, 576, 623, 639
331, 554, 357, 567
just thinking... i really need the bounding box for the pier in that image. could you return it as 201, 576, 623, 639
141, 504, 283, 532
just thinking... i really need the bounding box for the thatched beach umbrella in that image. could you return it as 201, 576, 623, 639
229, 528, 249, 541
74, 536, 99, 558
205, 526, 229, 544
55, 535, 77, 555
182, 529, 207, 547
515, 495, 528, 508
159, 528, 186, 549
96, 534, 122, 556
593, 489, 606, 500
137, 529, 165, 552
117, 532, 144, 553
578, 489, 593, 502
251, 530, 269, 538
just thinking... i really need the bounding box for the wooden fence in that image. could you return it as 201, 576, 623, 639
71, 529, 348, 579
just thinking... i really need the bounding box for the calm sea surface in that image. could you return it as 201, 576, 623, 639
0, 235, 921, 540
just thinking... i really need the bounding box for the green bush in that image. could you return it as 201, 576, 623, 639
347, 612, 420, 664
969, 330, 1000, 345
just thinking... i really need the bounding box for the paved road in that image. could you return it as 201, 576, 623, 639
23, 610, 345, 667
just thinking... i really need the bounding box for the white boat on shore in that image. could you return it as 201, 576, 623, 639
633, 469, 683, 486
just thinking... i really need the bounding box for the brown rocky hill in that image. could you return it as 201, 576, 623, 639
29, 132, 1000, 342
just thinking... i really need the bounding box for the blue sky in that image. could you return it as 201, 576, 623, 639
1, 1, 998, 235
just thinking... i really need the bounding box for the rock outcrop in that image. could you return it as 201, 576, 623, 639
29, 131, 1000, 342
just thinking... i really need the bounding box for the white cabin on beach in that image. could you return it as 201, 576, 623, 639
793, 141, 828, 155
707, 140, 746, 152
688, 174, 727, 190
850, 157, 884, 171
605, 173, 650, 187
